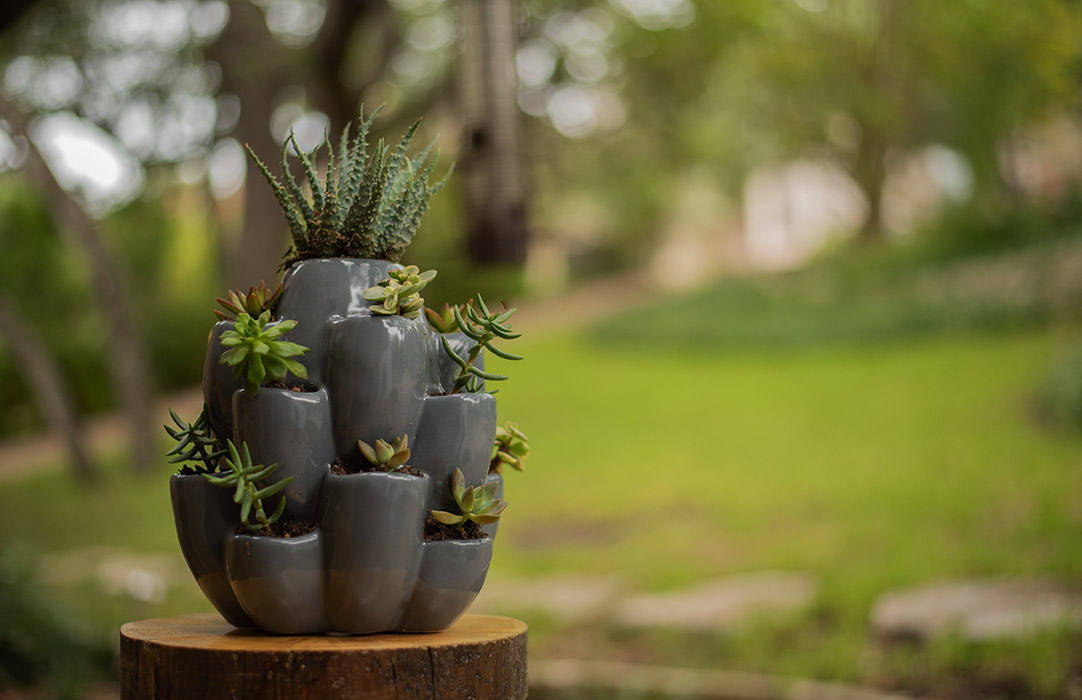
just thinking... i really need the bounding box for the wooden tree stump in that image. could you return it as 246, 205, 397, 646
121, 613, 528, 700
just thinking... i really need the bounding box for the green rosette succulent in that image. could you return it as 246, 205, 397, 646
363, 265, 436, 319
490, 422, 529, 474
431, 468, 508, 527
357, 434, 411, 471
219, 311, 309, 395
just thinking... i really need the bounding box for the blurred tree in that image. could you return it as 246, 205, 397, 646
676, 0, 1082, 242
0, 294, 93, 482
0, 97, 156, 472
460, 0, 529, 264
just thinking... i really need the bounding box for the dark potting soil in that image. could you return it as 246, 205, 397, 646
238, 520, 317, 538
423, 514, 486, 542
266, 378, 319, 392
330, 458, 423, 477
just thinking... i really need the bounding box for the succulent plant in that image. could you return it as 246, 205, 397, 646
219, 311, 309, 396
363, 266, 437, 319
490, 422, 529, 474
215, 281, 283, 321
203, 440, 294, 532
164, 405, 225, 474
431, 468, 507, 527
357, 434, 411, 471
424, 302, 467, 333
245, 105, 452, 266
441, 295, 523, 394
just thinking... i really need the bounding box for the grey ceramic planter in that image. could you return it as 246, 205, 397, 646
169, 474, 253, 628
202, 321, 241, 442
179, 257, 503, 635
225, 527, 327, 634
276, 258, 400, 385
401, 538, 493, 632
325, 314, 428, 462
412, 393, 497, 510
232, 387, 335, 521
482, 472, 504, 539
318, 472, 427, 634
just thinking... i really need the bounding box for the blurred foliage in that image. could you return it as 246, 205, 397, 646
1034, 342, 1082, 434
0, 177, 218, 436
0, 545, 114, 699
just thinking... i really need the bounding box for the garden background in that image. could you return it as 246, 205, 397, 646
2, 1, 1082, 698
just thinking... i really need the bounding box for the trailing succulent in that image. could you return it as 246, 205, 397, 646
363, 266, 436, 319
165, 406, 225, 474
203, 441, 293, 532
215, 281, 283, 321
219, 311, 309, 395
441, 295, 523, 394
431, 468, 508, 528
490, 421, 529, 474
246, 106, 452, 267
357, 434, 411, 471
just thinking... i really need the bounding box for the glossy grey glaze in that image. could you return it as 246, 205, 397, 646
318, 472, 427, 634
277, 259, 400, 385
225, 528, 327, 634
400, 538, 493, 632
169, 474, 253, 628
412, 393, 497, 510
482, 472, 503, 539
202, 321, 241, 441
232, 387, 335, 521
325, 315, 428, 462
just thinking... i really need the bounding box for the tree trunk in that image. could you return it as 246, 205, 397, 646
458, 0, 529, 265
852, 124, 888, 244
210, 0, 297, 289
0, 294, 95, 483
0, 98, 155, 473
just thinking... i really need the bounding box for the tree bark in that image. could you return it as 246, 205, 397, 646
209, 0, 300, 289
0, 97, 156, 473
121, 613, 528, 700
0, 294, 95, 483
458, 0, 529, 265
852, 121, 888, 244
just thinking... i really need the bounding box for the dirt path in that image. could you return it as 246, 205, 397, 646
0, 272, 654, 483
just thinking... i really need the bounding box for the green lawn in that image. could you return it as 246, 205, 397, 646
2, 298, 1081, 697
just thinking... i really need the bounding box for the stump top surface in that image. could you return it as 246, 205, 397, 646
121, 613, 527, 652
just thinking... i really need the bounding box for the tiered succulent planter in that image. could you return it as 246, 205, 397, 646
170, 258, 499, 634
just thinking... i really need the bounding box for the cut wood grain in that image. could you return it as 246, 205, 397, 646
121, 613, 527, 700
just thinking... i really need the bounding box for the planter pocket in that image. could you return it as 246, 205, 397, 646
225, 527, 326, 634
318, 472, 427, 633
401, 538, 493, 632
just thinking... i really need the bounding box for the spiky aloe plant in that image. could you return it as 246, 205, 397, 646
357, 434, 411, 471
431, 468, 507, 528
164, 405, 225, 474
245, 106, 452, 266
203, 440, 294, 532
219, 311, 310, 396
441, 295, 523, 394
363, 266, 437, 319
215, 281, 283, 321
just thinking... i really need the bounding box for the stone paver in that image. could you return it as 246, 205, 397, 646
613, 571, 817, 631
870, 578, 1082, 641
471, 573, 627, 622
